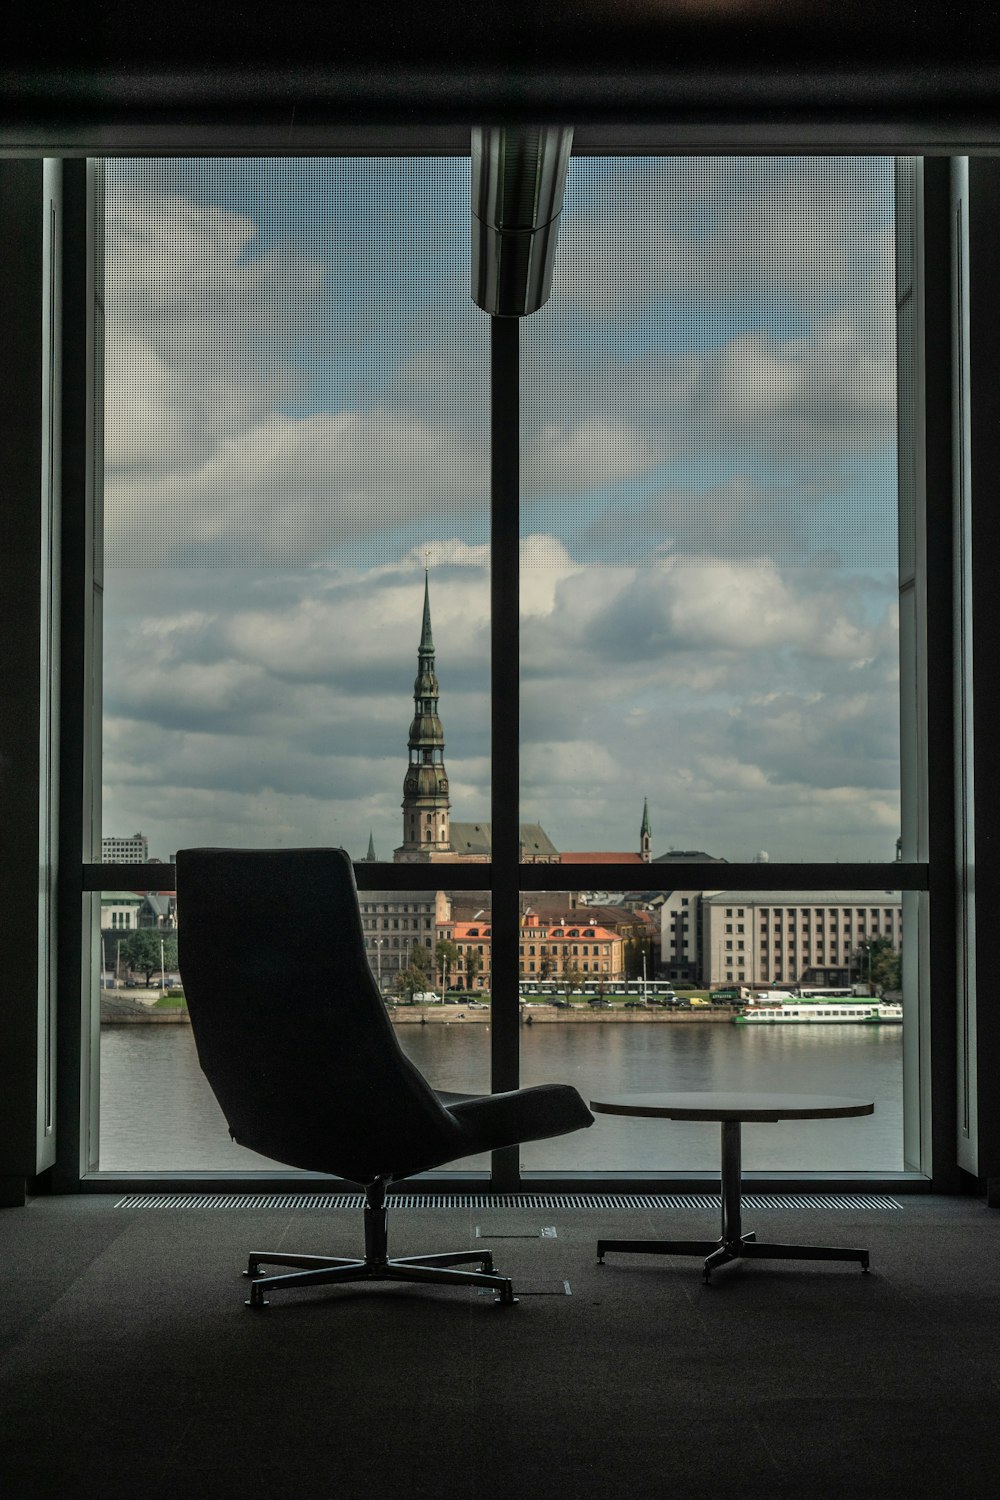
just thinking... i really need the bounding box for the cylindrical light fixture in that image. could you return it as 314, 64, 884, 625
470, 125, 574, 318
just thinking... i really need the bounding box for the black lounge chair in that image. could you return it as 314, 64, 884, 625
176, 847, 593, 1307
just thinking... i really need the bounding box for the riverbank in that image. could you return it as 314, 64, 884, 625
99, 992, 737, 1025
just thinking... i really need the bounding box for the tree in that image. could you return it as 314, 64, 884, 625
851, 936, 902, 994
121, 929, 178, 988
872, 943, 902, 993
410, 940, 433, 979
563, 962, 584, 995
465, 948, 482, 992
395, 964, 426, 1003
393, 941, 436, 1002
538, 954, 553, 983
435, 938, 459, 991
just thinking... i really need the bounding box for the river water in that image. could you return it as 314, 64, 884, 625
99, 1019, 903, 1173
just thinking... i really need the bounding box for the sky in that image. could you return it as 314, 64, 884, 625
101, 155, 901, 865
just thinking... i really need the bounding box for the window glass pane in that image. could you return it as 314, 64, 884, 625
520, 157, 899, 865
519, 157, 905, 1172
99, 159, 490, 1170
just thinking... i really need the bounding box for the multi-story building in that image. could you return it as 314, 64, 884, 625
100, 892, 145, 931
702, 890, 903, 990
357, 890, 444, 991
101, 832, 149, 863
434, 910, 624, 991
659, 890, 713, 983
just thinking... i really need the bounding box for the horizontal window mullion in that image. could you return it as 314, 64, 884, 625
82, 859, 927, 894
516, 862, 927, 893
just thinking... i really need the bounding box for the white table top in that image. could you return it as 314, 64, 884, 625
589, 1091, 875, 1123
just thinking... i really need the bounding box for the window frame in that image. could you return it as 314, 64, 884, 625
61, 147, 949, 1195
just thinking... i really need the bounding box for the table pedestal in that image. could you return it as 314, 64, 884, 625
597, 1120, 871, 1283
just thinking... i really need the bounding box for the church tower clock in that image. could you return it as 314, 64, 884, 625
395, 570, 451, 861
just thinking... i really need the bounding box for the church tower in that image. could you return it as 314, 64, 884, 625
395, 570, 451, 861
640, 797, 652, 862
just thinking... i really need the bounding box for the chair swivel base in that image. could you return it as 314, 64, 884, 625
243, 1247, 517, 1307
597, 1232, 870, 1283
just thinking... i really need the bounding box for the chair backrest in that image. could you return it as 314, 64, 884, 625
176, 848, 463, 1183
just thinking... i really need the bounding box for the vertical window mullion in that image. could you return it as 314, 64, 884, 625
490, 314, 520, 1186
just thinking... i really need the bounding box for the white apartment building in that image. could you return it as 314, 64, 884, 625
702, 890, 903, 989
358, 891, 448, 990
101, 832, 149, 863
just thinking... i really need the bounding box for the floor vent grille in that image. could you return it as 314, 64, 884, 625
115, 1191, 901, 1212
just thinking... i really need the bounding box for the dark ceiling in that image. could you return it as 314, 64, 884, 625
4, 2, 1000, 148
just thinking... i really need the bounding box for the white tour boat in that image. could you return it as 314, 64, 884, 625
734, 1001, 902, 1025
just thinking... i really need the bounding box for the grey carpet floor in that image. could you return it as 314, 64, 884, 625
1, 1194, 998, 1499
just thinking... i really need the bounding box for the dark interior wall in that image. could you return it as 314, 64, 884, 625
966, 159, 1000, 1179
4, 2, 1000, 141
0, 162, 49, 1203
3, 3, 999, 1193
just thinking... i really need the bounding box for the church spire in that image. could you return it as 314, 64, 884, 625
365, 829, 378, 862
396, 567, 451, 861
640, 797, 652, 863
420, 567, 434, 654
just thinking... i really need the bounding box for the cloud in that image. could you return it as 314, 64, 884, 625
103, 545, 900, 864
105, 187, 324, 476
556, 157, 894, 320
99, 160, 902, 865
105, 406, 488, 568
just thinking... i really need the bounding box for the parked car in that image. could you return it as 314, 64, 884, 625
624, 1000, 648, 1009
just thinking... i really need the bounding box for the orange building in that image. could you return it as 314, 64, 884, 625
436, 911, 625, 991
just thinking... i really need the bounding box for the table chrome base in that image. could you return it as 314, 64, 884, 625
596, 1120, 871, 1283
597, 1231, 870, 1282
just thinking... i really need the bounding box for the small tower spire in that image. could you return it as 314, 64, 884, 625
365, 830, 378, 862
420, 563, 434, 654
640, 797, 652, 863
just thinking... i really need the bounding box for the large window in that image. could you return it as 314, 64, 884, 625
518, 157, 907, 1172
98, 159, 492, 1168
91, 152, 923, 1181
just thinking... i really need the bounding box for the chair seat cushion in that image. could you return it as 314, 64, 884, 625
441, 1084, 594, 1154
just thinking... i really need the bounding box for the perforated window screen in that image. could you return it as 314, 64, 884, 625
521, 156, 898, 571
518, 157, 903, 865
102, 159, 488, 569
100, 158, 490, 864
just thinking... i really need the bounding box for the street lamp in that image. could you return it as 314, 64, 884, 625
375, 939, 384, 993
